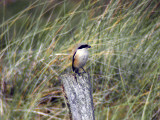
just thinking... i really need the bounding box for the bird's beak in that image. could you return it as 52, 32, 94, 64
88, 45, 91, 48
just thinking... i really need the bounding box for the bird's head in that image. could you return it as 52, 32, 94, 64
77, 44, 91, 49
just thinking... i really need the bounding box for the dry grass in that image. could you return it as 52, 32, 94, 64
0, 0, 160, 119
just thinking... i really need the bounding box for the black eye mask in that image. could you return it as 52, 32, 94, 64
78, 45, 91, 49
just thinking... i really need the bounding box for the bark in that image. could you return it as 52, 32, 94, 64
60, 73, 95, 120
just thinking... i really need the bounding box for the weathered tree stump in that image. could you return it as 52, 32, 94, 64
61, 73, 95, 120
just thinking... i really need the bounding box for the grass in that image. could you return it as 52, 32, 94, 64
0, 0, 160, 119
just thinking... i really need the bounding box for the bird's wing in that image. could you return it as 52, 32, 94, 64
72, 50, 77, 72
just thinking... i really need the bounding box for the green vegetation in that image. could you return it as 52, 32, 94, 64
0, 0, 160, 119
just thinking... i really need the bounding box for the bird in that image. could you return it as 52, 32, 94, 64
72, 43, 91, 75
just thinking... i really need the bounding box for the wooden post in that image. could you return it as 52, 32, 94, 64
60, 73, 95, 120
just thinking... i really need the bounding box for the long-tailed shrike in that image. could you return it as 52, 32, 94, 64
72, 43, 91, 75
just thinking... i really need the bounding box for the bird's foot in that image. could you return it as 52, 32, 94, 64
77, 72, 81, 76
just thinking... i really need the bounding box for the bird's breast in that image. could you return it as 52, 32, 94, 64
74, 49, 89, 68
